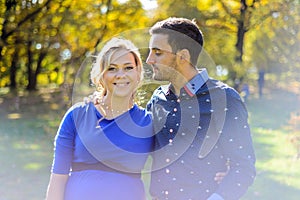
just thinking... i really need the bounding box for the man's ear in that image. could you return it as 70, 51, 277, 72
177, 49, 191, 63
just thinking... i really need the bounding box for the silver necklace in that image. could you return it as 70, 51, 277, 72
95, 100, 134, 128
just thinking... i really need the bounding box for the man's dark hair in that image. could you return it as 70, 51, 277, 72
149, 17, 204, 66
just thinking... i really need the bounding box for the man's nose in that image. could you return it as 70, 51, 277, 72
146, 52, 154, 65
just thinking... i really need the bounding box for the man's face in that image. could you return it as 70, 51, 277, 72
146, 34, 178, 81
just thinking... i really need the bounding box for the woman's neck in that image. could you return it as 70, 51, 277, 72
98, 95, 134, 119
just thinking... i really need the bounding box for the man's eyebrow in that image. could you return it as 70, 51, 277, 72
150, 47, 174, 54
150, 47, 161, 51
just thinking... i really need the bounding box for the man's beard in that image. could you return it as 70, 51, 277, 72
153, 59, 177, 81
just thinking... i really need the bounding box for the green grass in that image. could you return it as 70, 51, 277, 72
241, 89, 300, 199
0, 88, 300, 200
0, 90, 64, 200
0, 124, 53, 200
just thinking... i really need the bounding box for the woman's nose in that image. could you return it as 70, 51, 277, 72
115, 69, 126, 78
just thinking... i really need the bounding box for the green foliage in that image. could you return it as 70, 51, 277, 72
0, 0, 150, 90
1, 0, 300, 91
248, 0, 300, 82
136, 81, 161, 107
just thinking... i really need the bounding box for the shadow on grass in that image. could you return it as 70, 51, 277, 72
246, 89, 299, 130
243, 170, 300, 200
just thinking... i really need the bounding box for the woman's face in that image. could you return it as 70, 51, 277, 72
101, 49, 140, 99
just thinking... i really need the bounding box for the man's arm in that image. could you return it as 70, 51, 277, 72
213, 89, 256, 199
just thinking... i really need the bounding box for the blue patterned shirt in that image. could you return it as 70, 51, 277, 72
147, 69, 256, 200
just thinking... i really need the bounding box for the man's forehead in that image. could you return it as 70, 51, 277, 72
149, 34, 172, 50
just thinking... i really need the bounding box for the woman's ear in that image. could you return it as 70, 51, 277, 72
97, 78, 105, 92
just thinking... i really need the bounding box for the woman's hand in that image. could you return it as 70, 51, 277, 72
214, 171, 227, 184
84, 91, 102, 105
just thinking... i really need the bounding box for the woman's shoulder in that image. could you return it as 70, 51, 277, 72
68, 101, 94, 111
64, 102, 96, 119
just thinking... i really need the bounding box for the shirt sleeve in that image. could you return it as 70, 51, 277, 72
215, 88, 256, 199
51, 108, 76, 174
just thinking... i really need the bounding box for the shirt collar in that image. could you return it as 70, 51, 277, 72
182, 68, 209, 97
167, 68, 209, 97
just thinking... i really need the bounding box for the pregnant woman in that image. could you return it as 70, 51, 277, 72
45, 37, 153, 200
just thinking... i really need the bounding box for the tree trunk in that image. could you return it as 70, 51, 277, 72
26, 41, 36, 91
232, 0, 249, 87
26, 49, 47, 91
235, 0, 248, 63
9, 50, 18, 89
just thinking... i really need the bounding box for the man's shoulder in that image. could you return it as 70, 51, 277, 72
205, 78, 241, 100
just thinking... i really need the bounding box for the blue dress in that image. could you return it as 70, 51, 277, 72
51, 102, 153, 200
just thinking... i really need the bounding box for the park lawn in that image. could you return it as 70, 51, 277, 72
0, 88, 300, 200
0, 91, 63, 200
0, 118, 53, 200
241, 89, 300, 200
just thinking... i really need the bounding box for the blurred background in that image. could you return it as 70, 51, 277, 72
0, 0, 300, 199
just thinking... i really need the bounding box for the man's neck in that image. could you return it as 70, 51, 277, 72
171, 67, 198, 96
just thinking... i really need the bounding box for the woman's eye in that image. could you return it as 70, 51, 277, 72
125, 66, 135, 71
107, 66, 117, 71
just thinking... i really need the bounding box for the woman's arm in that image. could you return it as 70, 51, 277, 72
45, 173, 69, 200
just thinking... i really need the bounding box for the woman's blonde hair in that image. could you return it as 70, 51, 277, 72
90, 37, 143, 96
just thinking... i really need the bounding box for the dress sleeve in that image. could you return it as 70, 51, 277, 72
215, 88, 256, 199
51, 108, 76, 174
